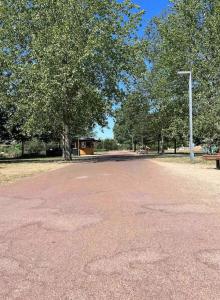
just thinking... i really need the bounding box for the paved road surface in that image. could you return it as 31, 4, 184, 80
0, 153, 220, 299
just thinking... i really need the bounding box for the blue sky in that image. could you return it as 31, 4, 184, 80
95, 0, 171, 139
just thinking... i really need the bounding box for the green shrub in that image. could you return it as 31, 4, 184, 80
25, 139, 45, 154
0, 144, 21, 158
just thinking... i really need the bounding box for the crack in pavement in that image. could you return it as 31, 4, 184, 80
140, 203, 218, 215
196, 249, 220, 271
84, 248, 169, 279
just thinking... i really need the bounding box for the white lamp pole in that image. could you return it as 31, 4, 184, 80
177, 71, 194, 161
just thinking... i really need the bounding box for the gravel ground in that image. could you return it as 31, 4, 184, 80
153, 158, 220, 198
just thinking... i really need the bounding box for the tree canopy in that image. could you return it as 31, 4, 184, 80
1, 0, 144, 159
114, 0, 220, 152
1, 0, 220, 158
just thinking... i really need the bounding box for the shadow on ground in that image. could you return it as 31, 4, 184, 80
82, 153, 203, 164
0, 152, 203, 164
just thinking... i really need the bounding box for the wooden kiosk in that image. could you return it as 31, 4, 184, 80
72, 137, 98, 156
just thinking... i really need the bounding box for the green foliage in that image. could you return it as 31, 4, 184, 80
144, 0, 220, 150
114, 91, 150, 147
96, 139, 119, 151
2, 0, 220, 156
0, 144, 21, 158
25, 139, 45, 155
114, 0, 220, 152
1, 0, 144, 159
0, 106, 10, 142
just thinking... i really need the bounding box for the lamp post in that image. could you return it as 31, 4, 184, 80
177, 71, 194, 161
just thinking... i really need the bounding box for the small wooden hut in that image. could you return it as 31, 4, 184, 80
72, 137, 99, 156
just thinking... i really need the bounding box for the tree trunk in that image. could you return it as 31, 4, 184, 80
157, 138, 160, 154
141, 136, 144, 147
131, 135, 134, 152
21, 140, 25, 157
174, 139, 177, 154
134, 141, 137, 152
62, 123, 72, 160
160, 133, 165, 154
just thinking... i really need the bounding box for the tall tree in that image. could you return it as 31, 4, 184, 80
1, 0, 144, 159
144, 0, 220, 150
114, 91, 149, 150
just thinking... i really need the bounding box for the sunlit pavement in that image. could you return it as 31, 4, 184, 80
0, 152, 220, 299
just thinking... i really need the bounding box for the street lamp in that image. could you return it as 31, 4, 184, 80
177, 71, 194, 161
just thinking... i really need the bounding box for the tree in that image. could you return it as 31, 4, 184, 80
144, 0, 220, 151
1, 0, 144, 160
114, 91, 150, 150
0, 106, 10, 142
96, 139, 119, 151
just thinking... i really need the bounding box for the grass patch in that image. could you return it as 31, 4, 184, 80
153, 155, 216, 167
0, 161, 66, 185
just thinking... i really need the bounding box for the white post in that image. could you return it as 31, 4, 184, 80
189, 72, 194, 161
177, 71, 194, 161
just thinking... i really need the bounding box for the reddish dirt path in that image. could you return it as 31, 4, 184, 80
0, 154, 220, 299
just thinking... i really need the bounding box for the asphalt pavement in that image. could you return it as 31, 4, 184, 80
0, 152, 220, 299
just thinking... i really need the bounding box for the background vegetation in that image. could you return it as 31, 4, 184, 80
1, 0, 219, 158
114, 0, 220, 153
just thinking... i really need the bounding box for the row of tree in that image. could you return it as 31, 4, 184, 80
1, 0, 144, 159
1, 0, 220, 158
114, 0, 220, 152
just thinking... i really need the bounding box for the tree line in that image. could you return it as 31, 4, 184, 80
1, 0, 220, 159
114, 0, 220, 153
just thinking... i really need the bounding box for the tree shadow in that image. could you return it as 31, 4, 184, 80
69, 153, 164, 163
0, 152, 202, 164
0, 153, 155, 164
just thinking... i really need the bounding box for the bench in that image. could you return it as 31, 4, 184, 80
203, 154, 220, 169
